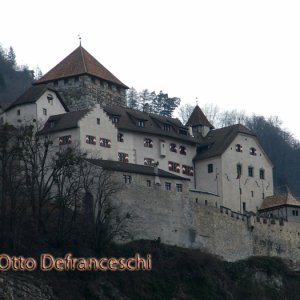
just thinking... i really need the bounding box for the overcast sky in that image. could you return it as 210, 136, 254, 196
1, 0, 300, 139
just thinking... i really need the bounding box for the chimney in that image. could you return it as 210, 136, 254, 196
189, 126, 194, 137
153, 162, 161, 185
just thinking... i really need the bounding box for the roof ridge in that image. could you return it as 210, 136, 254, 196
80, 46, 88, 73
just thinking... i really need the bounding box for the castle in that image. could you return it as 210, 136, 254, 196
2, 45, 300, 267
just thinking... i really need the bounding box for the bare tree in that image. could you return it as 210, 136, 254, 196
83, 165, 131, 252
177, 103, 194, 124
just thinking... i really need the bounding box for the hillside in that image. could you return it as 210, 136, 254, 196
0, 44, 34, 106
2, 241, 300, 300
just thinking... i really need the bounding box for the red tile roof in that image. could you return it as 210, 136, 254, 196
260, 193, 300, 210
35, 46, 128, 88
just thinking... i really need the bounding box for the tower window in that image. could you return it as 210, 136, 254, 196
43, 108, 47, 116
208, 164, 213, 173
17, 109, 20, 116
97, 118, 100, 125
260, 169, 265, 180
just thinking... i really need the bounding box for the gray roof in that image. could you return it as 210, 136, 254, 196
186, 105, 214, 129
194, 124, 256, 161
39, 109, 90, 134
104, 106, 197, 144
5, 84, 69, 112
87, 159, 190, 180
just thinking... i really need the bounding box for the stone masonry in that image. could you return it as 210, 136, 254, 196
47, 75, 127, 111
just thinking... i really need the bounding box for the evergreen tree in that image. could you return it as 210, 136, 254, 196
139, 89, 151, 112
126, 87, 139, 109
6, 46, 16, 66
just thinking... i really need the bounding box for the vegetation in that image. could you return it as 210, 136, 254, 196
19, 241, 300, 300
0, 44, 35, 106
0, 123, 129, 254
126, 87, 181, 117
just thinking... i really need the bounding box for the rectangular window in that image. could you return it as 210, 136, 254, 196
17, 109, 20, 116
117, 133, 124, 142
292, 210, 299, 216
243, 202, 246, 212
59, 135, 72, 145
100, 138, 111, 148
118, 152, 129, 163
146, 180, 151, 187
165, 182, 171, 191
250, 147, 257, 156
182, 165, 194, 176
237, 164, 242, 178
179, 146, 186, 155
168, 161, 180, 173
260, 169, 265, 180
43, 108, 47, 116
97, 118, 100, 125
138, 120, 145, 127
112, 116, 119, 123
176, 184, 183, 192
144, 138, 153, 148
169, 143, 177, 153
144, 158, 154, 166
248, 166, 253, 177
235, 144, 243, 152
123, 175, 132, 184
86, 135, 96, 145
208, 164, 213, 173
251, 191, 254, 197
163, 124, 171, 132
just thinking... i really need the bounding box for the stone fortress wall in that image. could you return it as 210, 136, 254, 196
114, 172, 300, 270
47, 75, 127, 111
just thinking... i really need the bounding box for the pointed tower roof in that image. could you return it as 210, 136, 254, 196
35, 46, 128, 88
186, 105, 214, 129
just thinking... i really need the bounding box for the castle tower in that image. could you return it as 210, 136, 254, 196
34, 46, 128, 111
186, 105, 214, 137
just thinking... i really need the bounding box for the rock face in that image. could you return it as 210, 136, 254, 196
0, 273, 55, 300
